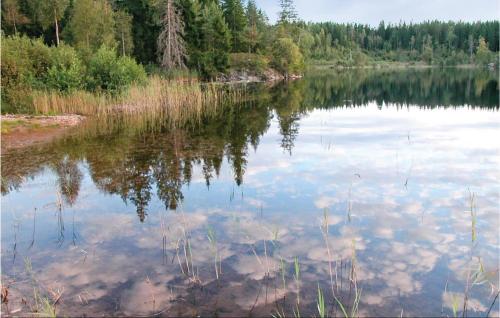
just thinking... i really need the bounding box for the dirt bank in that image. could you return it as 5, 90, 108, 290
1, 114, 85, 152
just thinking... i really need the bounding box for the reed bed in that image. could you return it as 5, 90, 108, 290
32, 90, 113, 116
32, 76, 245, 131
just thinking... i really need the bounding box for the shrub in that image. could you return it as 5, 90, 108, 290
44, 44, 85, 92
229, 53, 268, 74
0, 35, 49, 112
271, 37, 304, 76
113, 56, 147, 89
87, 46, 146, 92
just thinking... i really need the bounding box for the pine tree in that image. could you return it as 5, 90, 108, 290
158, 0, 187, 70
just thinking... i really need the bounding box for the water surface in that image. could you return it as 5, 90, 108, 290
2, 68, 499, 317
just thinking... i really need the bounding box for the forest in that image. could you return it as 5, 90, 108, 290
1, 0, 499, 113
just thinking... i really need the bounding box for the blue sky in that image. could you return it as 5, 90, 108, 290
255, 0, 499, 25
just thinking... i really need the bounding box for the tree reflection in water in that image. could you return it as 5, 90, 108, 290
2, 68, 498, 222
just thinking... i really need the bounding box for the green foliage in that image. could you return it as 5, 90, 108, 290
197, 2, 232, 79
278, 0, 297, 25
476, 37, 495, 66
65, 0, 116, 55
1, 0, 30, 34
222, 0, 247, 52
179, 0, 203, 69
87, 46, 146, 92
44, 44, 85, 91
114, 10, 134, 56
421, 35, 434, 64
2, 0, 499, 114
1, 35, 50, 112
1, 35, 146, 113
1, 36, 84, 112
307, 20, 500, 66
25, 0, 68, 44
25, 0, 68, 29
229, 53, 268, 73
113, 0, 161, 65
271, 37, 304, 76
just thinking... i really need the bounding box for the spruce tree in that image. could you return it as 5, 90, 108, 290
199, 1, 231, 78
221, 0, 247, 52
178, 0, 203, 69
245, 0, 258, 53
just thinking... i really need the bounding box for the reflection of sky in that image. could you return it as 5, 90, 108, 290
1, 103, 499, 316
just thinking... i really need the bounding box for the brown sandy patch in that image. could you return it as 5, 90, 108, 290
1, 114, 85, 152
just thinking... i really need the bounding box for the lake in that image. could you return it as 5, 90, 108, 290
1, 68, 499, 317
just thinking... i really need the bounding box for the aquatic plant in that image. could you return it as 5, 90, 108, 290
207, 225, 220, 280
334, 288, 362, 318
321, 208, 337, 297
24, 257, 60, 317
468, 189, 477, 243
294, 257, 300, 305
280, 257, 287, 291
317, 284, 326, 318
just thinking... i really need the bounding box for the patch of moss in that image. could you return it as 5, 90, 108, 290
1, 120, 26, 134
0, 119, 59, 134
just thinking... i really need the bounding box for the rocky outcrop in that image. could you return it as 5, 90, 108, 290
216, 68, 302, 83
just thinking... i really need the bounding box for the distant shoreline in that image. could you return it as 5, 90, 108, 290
309, 61, 484, 70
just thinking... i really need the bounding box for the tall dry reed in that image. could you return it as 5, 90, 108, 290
32, 76, 244, 130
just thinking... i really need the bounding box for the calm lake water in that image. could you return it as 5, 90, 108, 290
1, 68, 499, 317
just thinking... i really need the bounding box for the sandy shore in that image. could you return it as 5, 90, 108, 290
1, 114, 85, 152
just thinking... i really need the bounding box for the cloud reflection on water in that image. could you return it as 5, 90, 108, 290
1, 68, 499, 316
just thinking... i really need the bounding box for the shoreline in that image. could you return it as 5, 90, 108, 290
0, 64, 488, 151
1, 114, 85, 152
309, 61, 483, 70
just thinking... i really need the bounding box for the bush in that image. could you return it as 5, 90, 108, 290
1, 35, 88, 112
87, 46, 147, 92
229, 53, 269, 74
0, 35, 51, 112
44, 44, 85, 92
271, 37, 304, 76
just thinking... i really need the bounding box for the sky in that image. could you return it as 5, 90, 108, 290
255, 0, 499, 26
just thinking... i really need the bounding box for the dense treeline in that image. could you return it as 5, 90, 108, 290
1, 0, 305, 77
1, 0, 498, 113
308, 21, 499, 66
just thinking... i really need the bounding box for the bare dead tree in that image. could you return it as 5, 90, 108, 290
157, 0, 187, 70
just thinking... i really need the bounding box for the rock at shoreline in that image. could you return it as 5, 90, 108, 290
216, 68, 302, 83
